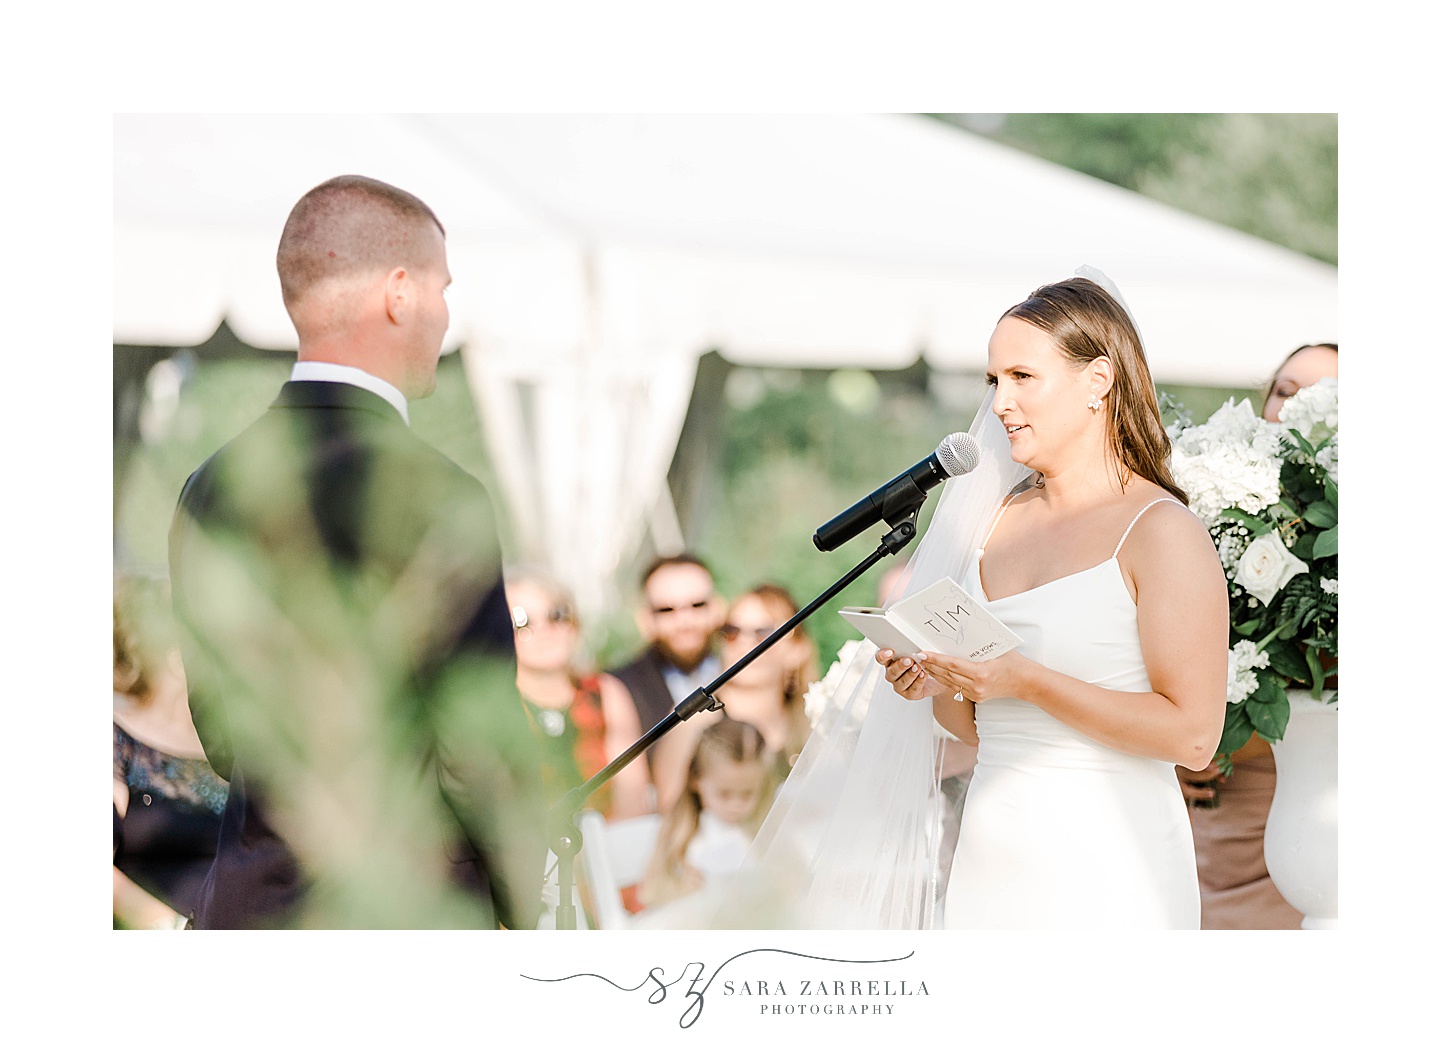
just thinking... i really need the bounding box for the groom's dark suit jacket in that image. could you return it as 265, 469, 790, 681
169, 380, 545, 929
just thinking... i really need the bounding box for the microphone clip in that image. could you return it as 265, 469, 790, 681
877, 471, 932, 534
879, 516, 918, 556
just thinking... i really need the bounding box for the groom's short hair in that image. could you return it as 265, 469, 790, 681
276, 174, 445, 312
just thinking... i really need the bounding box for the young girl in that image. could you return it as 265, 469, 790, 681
639, 719, 773, 909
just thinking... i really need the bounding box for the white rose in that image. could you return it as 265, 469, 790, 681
1234, 530, 1310, 604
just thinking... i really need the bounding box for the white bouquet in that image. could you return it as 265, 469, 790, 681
1169, 380, 1339, 761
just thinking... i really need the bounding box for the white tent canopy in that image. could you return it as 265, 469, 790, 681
114, 113, 1336, 614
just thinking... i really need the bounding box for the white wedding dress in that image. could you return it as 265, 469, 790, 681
689, 267, 1204, 931
944, 497, 1200, 929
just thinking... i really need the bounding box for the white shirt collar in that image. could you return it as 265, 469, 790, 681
662, 654, 721, 706
289, 361, 410, 426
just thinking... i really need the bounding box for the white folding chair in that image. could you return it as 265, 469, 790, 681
577, 810, 662, 930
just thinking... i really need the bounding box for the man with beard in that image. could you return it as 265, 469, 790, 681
608, 554, 726, 799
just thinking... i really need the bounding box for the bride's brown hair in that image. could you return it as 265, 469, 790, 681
1002, 277, 1187, 505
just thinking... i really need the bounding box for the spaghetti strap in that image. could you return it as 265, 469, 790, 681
981, 489, 1030, 552
1112, 498, 1183, 559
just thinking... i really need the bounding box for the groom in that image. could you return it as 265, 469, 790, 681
169, 175, 545, 928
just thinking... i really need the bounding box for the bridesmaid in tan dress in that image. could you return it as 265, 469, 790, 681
1177, 343, 1338, 929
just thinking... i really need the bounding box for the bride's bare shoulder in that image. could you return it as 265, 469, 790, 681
1118, 484, 1215, 560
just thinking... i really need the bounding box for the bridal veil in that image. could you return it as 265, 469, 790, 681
700, 393, 1032, 928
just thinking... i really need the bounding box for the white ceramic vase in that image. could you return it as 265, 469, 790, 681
1263, 689, 1338, 929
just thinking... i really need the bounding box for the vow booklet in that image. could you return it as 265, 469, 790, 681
839, 576, 1021, 660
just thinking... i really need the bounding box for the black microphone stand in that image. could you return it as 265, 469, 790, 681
547, 510, 924, 929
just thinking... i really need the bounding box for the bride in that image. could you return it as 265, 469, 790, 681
700, 268, 1227, 930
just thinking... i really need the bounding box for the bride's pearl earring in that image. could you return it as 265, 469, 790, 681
1088, 396, 1103, 413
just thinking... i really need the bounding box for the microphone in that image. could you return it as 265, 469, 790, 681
813, 433, 981, 552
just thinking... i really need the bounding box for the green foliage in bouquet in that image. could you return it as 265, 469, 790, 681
1169, 380, 1338, 763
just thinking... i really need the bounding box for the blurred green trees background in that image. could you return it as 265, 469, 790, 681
116, 113, 1337, 680
932, 113, 1337, 264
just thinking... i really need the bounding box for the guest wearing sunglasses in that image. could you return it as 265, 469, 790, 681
651, 583, 818, 811
505, 567, 651, 821
608, 554, 727, 795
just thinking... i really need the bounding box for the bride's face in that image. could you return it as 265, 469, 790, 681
986, 317, 1105, 473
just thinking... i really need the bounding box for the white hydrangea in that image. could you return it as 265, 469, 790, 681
1175, 397, 1274, 454
1278, 378, 1338, 448
1321, 577, 1338, 596
1170, 400, 1284, 526
1227, 639, 1269, 704
1315, 440, 1338, 484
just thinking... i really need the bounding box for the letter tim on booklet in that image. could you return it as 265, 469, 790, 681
840, 576, 1021, 660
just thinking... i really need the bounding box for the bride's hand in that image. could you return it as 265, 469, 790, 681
875, 648, 954, 702
914, 650, 1026, 703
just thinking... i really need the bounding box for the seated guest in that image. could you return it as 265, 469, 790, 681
639, 719, 773, 911
113, 573, 227, 929
608, 554, 726, 791
505, 567, 651, 820
653, 583, 817, 811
